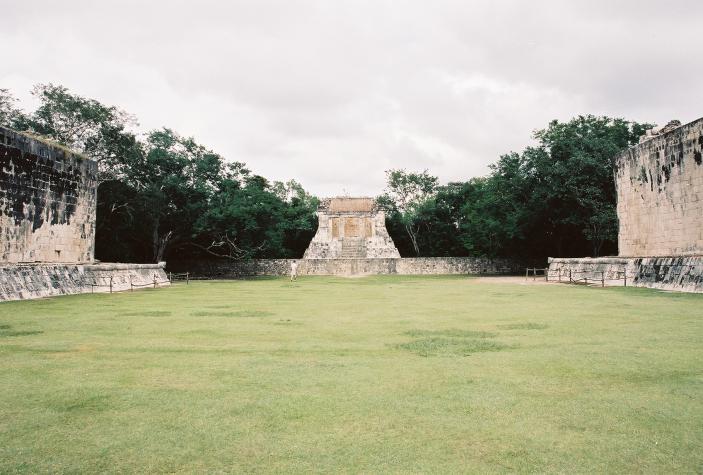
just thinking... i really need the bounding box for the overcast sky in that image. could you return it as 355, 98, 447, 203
1, 1, 701, 196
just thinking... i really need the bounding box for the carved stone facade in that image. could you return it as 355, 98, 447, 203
615, 118, 703, 257
0, 126, 97, 263
303, 197, 401, 259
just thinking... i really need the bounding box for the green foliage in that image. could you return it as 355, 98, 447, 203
0, 89, 27, 128
380, 169, 438, 256
19, 84, 141, 180
383, 115, 652, 259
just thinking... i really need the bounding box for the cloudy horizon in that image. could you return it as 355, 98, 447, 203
1, 0, 702, 196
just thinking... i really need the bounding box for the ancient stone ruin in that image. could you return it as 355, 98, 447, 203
0, 126, 168, 301
549, 117, 703, 292
616, 119, 702, 257
0, 127, 97, 263
303, 197, 400, 259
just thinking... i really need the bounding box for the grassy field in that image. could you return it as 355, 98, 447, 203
1, 276, 702, 473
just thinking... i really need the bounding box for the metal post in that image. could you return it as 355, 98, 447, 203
130, 276, 133, 292
109, 276, 113, 294
569, 270, 572, 283
533, 269, 536, 281
558, 268, 561, 282
186, 272, 189, 285
169, 272, 172, 283
624, 267, 627, 287
525, 268, 529, 280
601, 271, 605, 288
153, 274, 157, 289
545, 268, 548, 282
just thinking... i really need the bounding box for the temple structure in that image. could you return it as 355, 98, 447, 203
303, 197, 400, 259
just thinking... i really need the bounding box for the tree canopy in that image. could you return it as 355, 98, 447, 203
381, 115, 652, 259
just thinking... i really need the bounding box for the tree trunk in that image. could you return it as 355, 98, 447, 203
152, 218, 172, 263
405, 223, 420, 256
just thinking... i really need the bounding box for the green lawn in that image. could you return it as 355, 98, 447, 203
1, 276, 702, 473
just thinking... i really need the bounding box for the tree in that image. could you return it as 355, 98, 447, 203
412, 182, 470, 257
192, 175, 318, 260
526, 115, 651, 257
131, 129, 227, 262
0, 89, 27, 128
22, 83, 141, 180
380, 169, 438, 256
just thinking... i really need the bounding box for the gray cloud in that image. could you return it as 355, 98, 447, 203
1, 0, 701, 196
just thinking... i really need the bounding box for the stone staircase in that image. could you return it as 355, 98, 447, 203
340, 238, 367, 258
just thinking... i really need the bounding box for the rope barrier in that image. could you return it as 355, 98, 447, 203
547, 267, 633, 287
78, 274, 173, 293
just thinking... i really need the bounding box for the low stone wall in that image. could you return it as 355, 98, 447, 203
167, 257, 521, 278
548, 256, 703, 293
0, 262, 169, 301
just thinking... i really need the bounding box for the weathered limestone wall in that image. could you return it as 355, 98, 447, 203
0, 127, 97, 263
0, 263, 170, 302
303, 197, 400, 259
615, 118, 703, 257
548, 257, 703, 293
167, 257, 520, 278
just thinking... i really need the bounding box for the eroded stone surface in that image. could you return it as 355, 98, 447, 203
0, 263, 170, 301
615, 117, 703, 257
0, 127, 97, 263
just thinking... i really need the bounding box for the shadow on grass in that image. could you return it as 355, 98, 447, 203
399, 328, 509, 356
118, 311, 172, 317
0, 324, 43, 337
399, 337, 508, 357
497, 323, 548, 330
51, 394, 111, 413
405, 329, 497, 338
190, 310, 274, 318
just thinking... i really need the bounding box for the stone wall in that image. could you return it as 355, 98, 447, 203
167, 257, 521, 278
547, 257, 703, 293
615, 118, 703, 256
0, 263, 170, 302
0, 127, 97, 263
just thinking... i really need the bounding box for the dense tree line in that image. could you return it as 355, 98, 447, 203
1, 85, 651, 262
0, 85, 318, 263
382, 116, 651, 259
